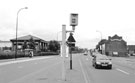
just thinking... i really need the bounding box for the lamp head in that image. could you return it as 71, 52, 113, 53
24, 7, 28, 9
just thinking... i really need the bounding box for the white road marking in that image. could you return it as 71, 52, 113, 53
116, 68, 130, 75
0, 57, 52, 66
79, 59, 90, 83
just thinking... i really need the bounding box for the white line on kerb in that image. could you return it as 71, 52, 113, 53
79, 59, 90, 83
116, 68, 129, 75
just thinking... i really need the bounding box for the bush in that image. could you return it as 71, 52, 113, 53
0, 51, 14, 59
0, 50, 59, 60
0, 51, 25, 59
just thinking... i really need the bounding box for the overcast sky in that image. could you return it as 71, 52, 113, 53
0, 0, 135, 49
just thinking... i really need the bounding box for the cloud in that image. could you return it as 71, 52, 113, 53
0, 28, 15, 41
76, 38, 99, 49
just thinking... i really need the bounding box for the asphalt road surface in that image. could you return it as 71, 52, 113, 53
0, 54, 135, 83
81, 54, 135, 83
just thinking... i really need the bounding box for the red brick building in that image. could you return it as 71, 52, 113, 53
127, 45, 135, 56
98, 34, 127, 57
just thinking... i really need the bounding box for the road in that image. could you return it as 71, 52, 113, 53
81, 54, 135, 83
0, 54, 135, 83
0, 56, 62, 83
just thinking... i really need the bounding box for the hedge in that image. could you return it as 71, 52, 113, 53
0, 51, 59, 60
0, 51, 26, 59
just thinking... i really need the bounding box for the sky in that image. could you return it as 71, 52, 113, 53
0, 0, 135, 49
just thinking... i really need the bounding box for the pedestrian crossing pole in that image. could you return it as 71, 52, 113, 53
62, 25, 66, 81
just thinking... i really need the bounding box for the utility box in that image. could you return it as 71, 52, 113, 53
70, 13, 78, 26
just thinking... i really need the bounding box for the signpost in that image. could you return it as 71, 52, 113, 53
68, 13, 78, 70
67, 33, 76, 70
61, 13, 78, 81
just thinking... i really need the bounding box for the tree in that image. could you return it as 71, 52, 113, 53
48, 40, 60, 52
22, 41, 27, 50
28, 37, 35, 49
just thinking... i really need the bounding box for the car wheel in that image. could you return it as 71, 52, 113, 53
108, 66, 112, 69
95, 64, 98, 69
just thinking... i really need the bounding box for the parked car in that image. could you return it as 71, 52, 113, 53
92, 54, 112, 69
91, 52, 96, 57
83, 51, 88, 55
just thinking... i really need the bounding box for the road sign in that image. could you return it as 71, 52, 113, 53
67, 33, 76, 47
70, 13, 78, 26
67, 42, 75, 47
67, 33, 76, 42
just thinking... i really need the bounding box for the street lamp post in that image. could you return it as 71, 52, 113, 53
15, 7, 28, 59
96, 30, 103, 54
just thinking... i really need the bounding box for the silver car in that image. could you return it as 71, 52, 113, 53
92, 54, 112, 69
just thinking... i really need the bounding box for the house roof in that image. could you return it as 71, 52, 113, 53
10, 35, 46, 42
111, 34, 122, 39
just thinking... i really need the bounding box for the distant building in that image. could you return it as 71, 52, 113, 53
96, 39, 107, 54
127, 45, 135, 56
97, 34, 127, 57
10, 35, 48, 51
0, 41, 12, 50
105, 34, 127, 56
